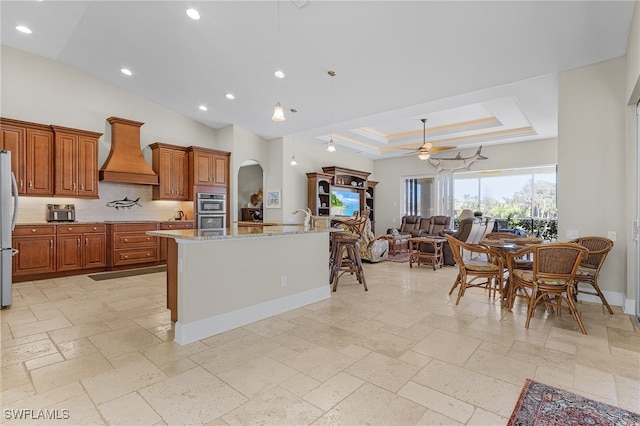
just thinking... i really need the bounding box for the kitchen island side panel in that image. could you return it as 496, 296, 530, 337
174, 232, 330, 344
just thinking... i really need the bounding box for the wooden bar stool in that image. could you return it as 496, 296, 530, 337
329, 233, 367, 292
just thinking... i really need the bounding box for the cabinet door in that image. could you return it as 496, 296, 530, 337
55, 132, 78, 197
213, 155, 227, 186
172, 149, 189, 199
193, 151, 213, 186
78, 136, 98, 197
13, 236, 56, 275
57, 234, 82, 271
157, 148, 175, 199
84, 233, 107, 268
26, 128, 54, 195
0, 124, 27, 194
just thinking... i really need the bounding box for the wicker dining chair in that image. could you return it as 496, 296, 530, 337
506, 242, 588, 334
569, 236, 615, 314
445, 234, 504, 306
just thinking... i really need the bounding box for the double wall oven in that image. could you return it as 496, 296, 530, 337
196, 192, 226, 229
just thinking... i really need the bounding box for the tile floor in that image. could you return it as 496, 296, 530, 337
1, 261, 639, 425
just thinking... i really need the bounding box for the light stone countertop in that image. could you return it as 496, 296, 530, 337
147, 225, 340, 241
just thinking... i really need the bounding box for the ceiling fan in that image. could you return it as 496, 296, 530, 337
403, 118, 456, 160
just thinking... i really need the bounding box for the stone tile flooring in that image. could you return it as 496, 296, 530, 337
2, 262, 639, 425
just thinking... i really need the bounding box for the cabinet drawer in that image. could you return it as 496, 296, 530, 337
113, 248, 159, 266
110, 223, 158, 233
113, 232, 158, 249
57, 224, 106, 234
160, 222, 194, 230
13, 225, 56, 236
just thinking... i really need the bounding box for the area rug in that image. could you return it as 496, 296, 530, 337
508, 379, 640, 426
385, 252, 409, 263
88, 266, 167, 281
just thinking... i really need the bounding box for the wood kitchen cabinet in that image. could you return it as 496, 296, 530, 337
12, 225, 57, 276
0, 118, 54, 196
52, 126, 102, 198
150, 142, 189, 200
56, 224, 107, 272
159, 221, 194, 260
188, 147, 230, 188
108, 222, 160, 268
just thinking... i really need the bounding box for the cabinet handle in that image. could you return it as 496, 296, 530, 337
73, 183, 77, 190
146, 237, 150, 241
168, 225, 173, 228
29, 181, 33, 189
31, 229, 36, 233
124, 238, 128, 242
77, 237, 80, 246
93, 227, 97, 230
19, 179, 23, 189
147, 252, 151, 256
124, 255, 128, 259
50, 239, 53, 248
68, 227, 72, 231
85, 238, 88, 247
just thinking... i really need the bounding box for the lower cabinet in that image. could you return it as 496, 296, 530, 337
56, 224, 107, 272
159, 221, 194, 260
109, 222, 160, 267
12, 225, 56, 276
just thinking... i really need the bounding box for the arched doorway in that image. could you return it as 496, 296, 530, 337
237, 160, 264, 222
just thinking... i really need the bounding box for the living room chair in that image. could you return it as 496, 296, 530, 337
506, 242, 588, 334
445, 234, 504, 306
569, 236, 615, 314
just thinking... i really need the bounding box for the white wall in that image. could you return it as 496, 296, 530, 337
558, 57, 627, 300
1, 46, 222, 223
373, 139, 557, 233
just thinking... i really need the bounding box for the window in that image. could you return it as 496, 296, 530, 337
453, 166, 557, 238
403, 177, 436, 216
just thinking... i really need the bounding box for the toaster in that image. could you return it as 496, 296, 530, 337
46, 204, 76, 222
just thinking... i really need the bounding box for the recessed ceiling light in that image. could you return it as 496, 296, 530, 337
15, 25, 32, 34
186, 8, 200, 20
199, 105, 208, 111
274, 70, 285, 79
120, 68, 132, 76
225, 93, 235, 100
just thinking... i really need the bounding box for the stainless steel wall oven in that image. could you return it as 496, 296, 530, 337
196, 193, 226, 229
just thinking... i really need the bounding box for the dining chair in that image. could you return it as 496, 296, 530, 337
506, 242, 588, 334
445, 234, 504, 306
569, 236, 615, 314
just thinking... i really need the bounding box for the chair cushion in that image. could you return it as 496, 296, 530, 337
465, 259, 500, 272
512, 269, 570, 286
576, 265, 597, 277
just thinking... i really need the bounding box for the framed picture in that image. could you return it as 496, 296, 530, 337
265, 189, 281, 209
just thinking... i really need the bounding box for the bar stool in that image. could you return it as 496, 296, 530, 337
329, 233, 367, 292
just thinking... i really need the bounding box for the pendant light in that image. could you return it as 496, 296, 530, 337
272, 0, 286, 121
327, 70, 336, 152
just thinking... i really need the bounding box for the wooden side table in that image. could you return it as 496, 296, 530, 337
409, 237, 446, 270
382, 234, 411, 256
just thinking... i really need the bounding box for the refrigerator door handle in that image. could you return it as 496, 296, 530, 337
11, 249, 18, 256
10, 171, 19, 231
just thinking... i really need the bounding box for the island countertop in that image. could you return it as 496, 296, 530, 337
147, 225, 338, 241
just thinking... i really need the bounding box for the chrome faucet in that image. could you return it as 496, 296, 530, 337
292, 208, 312, 227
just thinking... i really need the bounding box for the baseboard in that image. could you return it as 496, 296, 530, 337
174, 286, 330, 345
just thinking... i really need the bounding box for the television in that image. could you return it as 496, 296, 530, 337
330, 188, 360, 217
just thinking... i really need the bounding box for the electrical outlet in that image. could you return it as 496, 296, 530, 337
566, 230, 578, 239
607, 231, 616, 242
280, 276, 287, 288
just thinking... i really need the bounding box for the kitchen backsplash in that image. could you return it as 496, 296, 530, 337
16, 182, 190, 223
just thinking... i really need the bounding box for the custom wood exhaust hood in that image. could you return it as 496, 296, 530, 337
99, 116, 159, 185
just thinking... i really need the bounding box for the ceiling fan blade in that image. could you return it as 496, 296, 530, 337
429, 146, 457, 153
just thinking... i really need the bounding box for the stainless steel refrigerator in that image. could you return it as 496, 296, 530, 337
1, 150, 19, 308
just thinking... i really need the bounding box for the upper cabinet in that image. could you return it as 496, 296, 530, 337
188, 147, 230, 188
0, 118, 54, 196
52, 125, 102, 198
150, 142, 189, 200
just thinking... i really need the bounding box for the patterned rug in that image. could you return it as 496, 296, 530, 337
508, 379, 640, 426
385, 252, 409, 263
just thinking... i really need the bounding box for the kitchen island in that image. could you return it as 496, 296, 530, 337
147, 225, 333, 345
